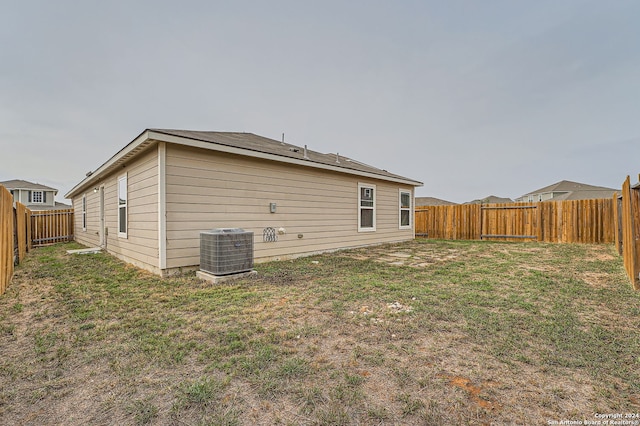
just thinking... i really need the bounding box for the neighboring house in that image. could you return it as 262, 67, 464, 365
65, 129, 423, 276
415, 197, 457, 207
515, 180, 619, 202
465, 195, 513, 205
0, 179, 70, 210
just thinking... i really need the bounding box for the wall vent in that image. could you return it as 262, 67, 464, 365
200, 228, 254, 276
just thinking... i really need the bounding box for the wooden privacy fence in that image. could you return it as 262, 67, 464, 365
1, 183, 75, 295
31, 209, 74, 247
416, 204, 482, 240
616, 176, 640, 290
415, 198, 615, 244
1, 186, 32, 295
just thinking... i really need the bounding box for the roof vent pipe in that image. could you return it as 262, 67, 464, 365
281, 133, 285, 145
336, 153, 340, 164
304, 145, 309, 159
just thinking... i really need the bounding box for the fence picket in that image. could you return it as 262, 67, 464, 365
415, 199, 615, 244
30, 209, 74, 246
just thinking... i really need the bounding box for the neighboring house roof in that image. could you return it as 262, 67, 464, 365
465, 195, 513, 205
1, 179, 58, 195
517, 180, 618, 201
415, 197, 457, 206
66, 129, 423, 198
27, 202, 72, 211
549, 190, 619, 201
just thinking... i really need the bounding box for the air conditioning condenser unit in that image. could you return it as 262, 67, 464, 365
200, 228, 254, 276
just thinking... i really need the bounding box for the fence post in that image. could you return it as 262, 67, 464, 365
0, 185, 14, 295
26, 208, 32, 251
13, 203, 30, 262
476, 204, 482, 240
536, 202, 543, 241
632, 184, 640, 289
13, 204, 17, 265
612, 193, 621, 254
620, 176, 640, 289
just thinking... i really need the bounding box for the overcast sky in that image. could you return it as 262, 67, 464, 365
1, 0, 639, 203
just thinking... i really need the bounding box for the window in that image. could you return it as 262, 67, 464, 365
358, 183, 376, 231
30, 190, 45, 203
399, 190, 411, 229
82, 195, 87, 231
118, 174, 127, 238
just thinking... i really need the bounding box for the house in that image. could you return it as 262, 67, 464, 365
514, 180, 618, 202
415, 197, 457, 207
0, 179, 70, 211
65, 129, 423, 276
465, 195, 513, 205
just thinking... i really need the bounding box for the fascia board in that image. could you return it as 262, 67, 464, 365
65, 130, 152, 198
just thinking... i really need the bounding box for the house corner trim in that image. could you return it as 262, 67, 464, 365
158, 142, 167, 270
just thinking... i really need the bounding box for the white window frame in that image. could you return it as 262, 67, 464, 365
31, 190, 44, 204
399, 189, 412, 229
82, 194, 87, 231
358, 183, 376, 232
118, 174, 128, 238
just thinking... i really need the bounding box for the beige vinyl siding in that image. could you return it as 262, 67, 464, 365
74, 147, 160, 273
165, 145, 414, 269
74, 191, 101, 248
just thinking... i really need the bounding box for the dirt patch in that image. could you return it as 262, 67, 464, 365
441, 374, 501, 411
589, 252, 616, 262
341, 243, 463, 268
581, 271, 615, 289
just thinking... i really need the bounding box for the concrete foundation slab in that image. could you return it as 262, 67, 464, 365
66, 248, 102, 255
196, 270, 257, 284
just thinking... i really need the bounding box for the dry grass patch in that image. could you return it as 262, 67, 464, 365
1, 240, 639, 425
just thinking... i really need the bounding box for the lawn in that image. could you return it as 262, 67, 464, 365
1, 239, 639, 425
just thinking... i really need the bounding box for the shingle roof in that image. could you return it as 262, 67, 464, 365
519, 180, 617, 197
548, 189, 619, 201
518, 180, 618, 201
465, 195, 513, 205
0, 179, 57, 193
67, 129, 423, 198
150, 129, 420, 184
415, 197, 457, 206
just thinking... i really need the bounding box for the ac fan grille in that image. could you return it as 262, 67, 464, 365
200, 229, 254, 275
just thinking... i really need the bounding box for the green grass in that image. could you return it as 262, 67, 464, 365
177, 376, 228, 406
0, 240, 639, 425
126, 398, 159, 425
